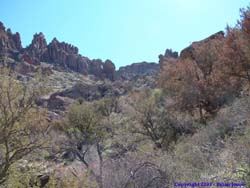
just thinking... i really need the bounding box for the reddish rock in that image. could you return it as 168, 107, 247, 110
21, 53, 33, 64
0, 23, 23, 59
45, 38, 80, 70
5, 29, 22, 52
38, 37, 90, 75
0, 21, 116, 80
26, 32, 47, 60
12, 32, 22, 50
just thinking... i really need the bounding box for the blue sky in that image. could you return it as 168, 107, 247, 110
1, 0, 249, 68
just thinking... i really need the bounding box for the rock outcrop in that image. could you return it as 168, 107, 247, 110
158, 49, 178, 68
23, 32, 118, 80
55, 82, 123, 101
116, 62, 160, 80
25, 34, 116, 80
46, 38, 78, 65
103, 59, 116, 81
26, 32, 47, 62
0, 21, 161, 81
0, 22, 54, 75
0, 21, 227, 82
0, 21, 116, 80
180, 31, 225, 59
0, 21, 22, 59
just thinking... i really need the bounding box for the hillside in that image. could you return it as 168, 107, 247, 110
0, 6, 250, 188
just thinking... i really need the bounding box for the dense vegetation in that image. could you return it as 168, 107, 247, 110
0, 6, 250, 188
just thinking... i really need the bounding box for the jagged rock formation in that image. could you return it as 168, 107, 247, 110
25, 34, 116, 80
0, 22, 48, 75
26, 32, 47, 63
0, 21, 22, 59
158, 49, 178, 68
0, 21, 161, 81
0, 21, 116, 80
116, 62, 160, 80
45, 38, 78, 65
0, 21, 168, 81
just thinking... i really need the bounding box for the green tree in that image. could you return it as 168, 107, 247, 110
132, 90, 193, 150
0, 68, 48, 185
96, 97, 120, 117
63, 102, 111, 188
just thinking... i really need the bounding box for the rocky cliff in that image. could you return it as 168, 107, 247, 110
116, 62, 160, 80
0, 21, 116, 80
25, 33, 116, 80
0, 21, 22, 59
0, 21, 170, 81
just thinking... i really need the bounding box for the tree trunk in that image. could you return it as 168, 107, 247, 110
96, 143, 103, 188
199, 106, 206, 125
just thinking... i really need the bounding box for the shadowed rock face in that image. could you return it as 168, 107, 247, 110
103, 60, 116, 81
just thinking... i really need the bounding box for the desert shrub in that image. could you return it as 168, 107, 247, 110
61, 100, 119, 188
130, 89, 195, 150
94, 97, 121, 118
